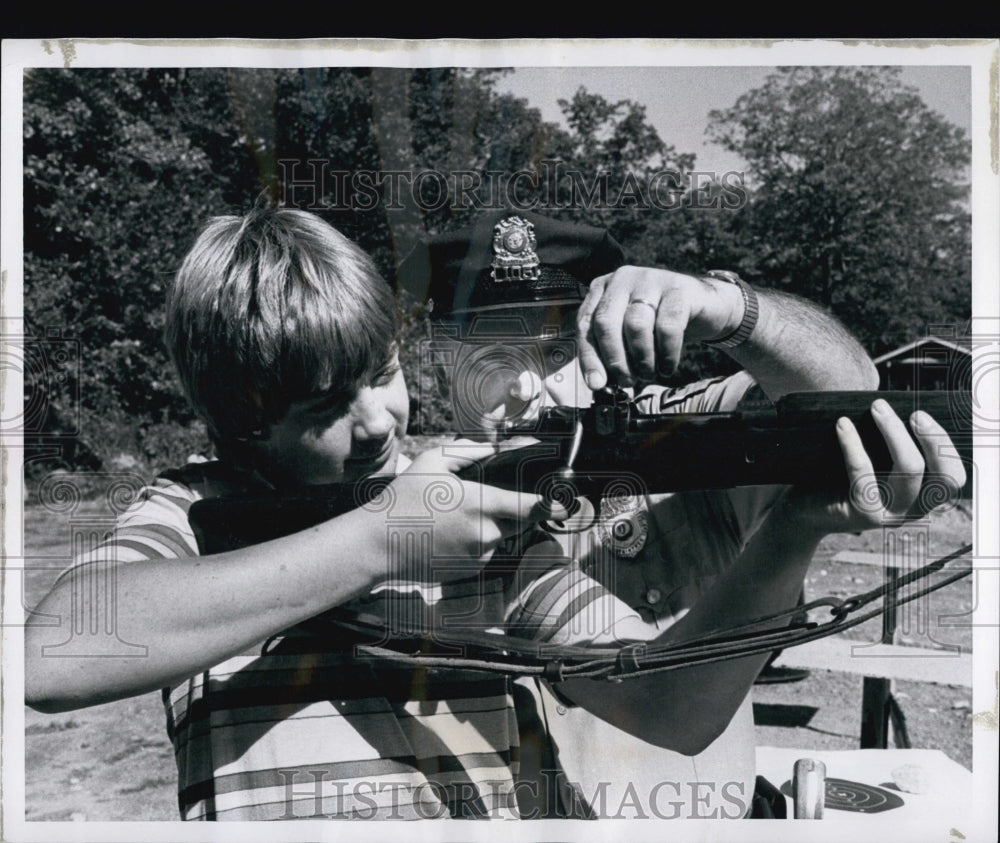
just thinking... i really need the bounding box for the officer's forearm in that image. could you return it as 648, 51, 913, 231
724, 288, 878, 401
553, 492, 821, 755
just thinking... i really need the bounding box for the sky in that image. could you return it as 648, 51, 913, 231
495, 65, 972, 174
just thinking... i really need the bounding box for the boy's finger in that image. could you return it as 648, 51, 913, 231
529, 496, 573, 523
482, 487, 571, 526
434, 441, 497, 472
870, 399, 924, 515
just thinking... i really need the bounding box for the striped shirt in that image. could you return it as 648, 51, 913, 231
67, 458, 524, 820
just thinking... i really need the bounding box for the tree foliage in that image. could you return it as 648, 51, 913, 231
20, 66, 972, 477
23, 68, 231, 471
707, 67, 971, 355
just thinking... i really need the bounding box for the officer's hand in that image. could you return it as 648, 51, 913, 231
576, 266, 744, 389
786, 401, 967, 535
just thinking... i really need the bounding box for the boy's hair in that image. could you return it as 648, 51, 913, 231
164, 208, 397, 452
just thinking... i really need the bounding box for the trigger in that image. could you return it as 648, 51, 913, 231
542, 496, 596, 534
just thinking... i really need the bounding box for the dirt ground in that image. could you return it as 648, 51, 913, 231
17, 496, 976, 822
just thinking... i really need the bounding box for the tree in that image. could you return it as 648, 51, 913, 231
706, 67, 971, 356
22, 68, 727, 471
23, 68, 234, 473
21, 68, 572, 467
543, 88, 743, 384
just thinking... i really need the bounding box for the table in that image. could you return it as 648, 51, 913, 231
754, 746, 978, 841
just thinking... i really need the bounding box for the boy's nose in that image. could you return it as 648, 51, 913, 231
351, 390, 396, 440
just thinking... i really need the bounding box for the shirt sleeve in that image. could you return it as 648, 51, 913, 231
637, 371, 788, 552
56, 475, 202, 584
633, 370, 760, 415
503, 535, 655, 646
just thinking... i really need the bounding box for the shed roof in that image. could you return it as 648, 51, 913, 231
873, 335, 972, 365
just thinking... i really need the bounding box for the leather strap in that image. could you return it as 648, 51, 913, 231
309, 543, 973, 682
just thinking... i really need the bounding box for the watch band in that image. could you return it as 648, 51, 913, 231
702, 269, 759, 349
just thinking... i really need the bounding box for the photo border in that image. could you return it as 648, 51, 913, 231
2, 37, 997, 843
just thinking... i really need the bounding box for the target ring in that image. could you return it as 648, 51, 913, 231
780, 777, 904, 814
823, 778, 904, 814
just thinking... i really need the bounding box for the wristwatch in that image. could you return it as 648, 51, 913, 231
702, 269, 759, 349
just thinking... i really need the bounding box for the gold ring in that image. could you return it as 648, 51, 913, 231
629, 298, 658, 312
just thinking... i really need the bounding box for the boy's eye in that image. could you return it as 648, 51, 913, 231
370, 348, 401, 387
303, 391, 352, 417
371, 361, 400, 387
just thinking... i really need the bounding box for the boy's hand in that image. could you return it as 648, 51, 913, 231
383, 440, 569, 581
785, 402, 967, 535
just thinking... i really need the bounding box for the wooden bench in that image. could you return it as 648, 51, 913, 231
772, 638, 972, 687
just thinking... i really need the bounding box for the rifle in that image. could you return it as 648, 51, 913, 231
186, 389, 973, 681
190, 389, 973, 556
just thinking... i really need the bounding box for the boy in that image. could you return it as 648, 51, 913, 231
25, 207, 568, 820
27, 207, 965, 821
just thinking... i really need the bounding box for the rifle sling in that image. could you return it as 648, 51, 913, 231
298, 543, 973, 682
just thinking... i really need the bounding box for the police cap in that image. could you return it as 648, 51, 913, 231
397, 211, 626, 336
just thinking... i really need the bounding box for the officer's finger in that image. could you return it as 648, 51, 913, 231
577, 274, 610, 390
870, 399, 925, 516
654, 294, 692, 378
622, 292, 660, 382
837, 417, 884, 520
909, 410, 967, 512
589, 280, 634, 388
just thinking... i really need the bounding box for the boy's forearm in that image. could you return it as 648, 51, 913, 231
25, 507, 385, 713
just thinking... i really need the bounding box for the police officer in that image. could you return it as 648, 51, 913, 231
397, 210, 966, 819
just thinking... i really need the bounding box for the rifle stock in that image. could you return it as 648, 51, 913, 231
189, 390, 972, 555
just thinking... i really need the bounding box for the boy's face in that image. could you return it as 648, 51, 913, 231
253, 352, 409, 486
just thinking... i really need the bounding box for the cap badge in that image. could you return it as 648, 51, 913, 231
491, 216, 541, 283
